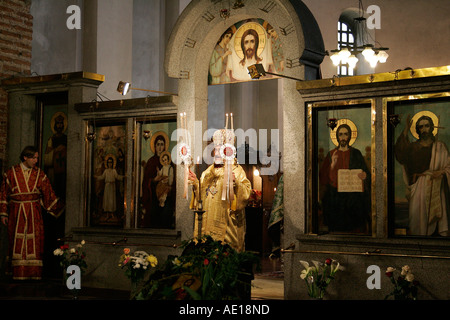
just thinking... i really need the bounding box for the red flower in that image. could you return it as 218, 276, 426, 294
325, 258, 332, 265
60, 244, 69, 250
203, 258, 209, 266
385, 272, 393, 277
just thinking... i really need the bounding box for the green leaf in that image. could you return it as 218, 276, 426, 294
183, 285, 201, 300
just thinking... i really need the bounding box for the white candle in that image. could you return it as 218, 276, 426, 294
230, 113, 233, 130
197, 156, 201, 202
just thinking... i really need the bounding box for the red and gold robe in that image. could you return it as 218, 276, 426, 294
0, 164, 64, 280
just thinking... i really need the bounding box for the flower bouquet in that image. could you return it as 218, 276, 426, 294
53, 240, 88, 276
118, 248, 158, 296
53, 240, 87, 299
384, 265, 419, 300
299, 258, 342, 299
134, 235, 260, 300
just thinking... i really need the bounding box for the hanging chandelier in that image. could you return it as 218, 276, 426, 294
329, 1, 389, 71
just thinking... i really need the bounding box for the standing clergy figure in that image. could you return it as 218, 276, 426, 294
188, 128, 251, 252
0, 146, 65, 280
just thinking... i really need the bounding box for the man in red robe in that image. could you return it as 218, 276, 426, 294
0, 146, 64, 280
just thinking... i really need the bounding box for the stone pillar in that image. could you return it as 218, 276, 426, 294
65, 82, 100, 230
176, 77, 208, 242
282, 79, 305, 298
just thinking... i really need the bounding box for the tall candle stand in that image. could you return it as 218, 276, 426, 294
193, 158, 205, 239
194, 199, 205, 239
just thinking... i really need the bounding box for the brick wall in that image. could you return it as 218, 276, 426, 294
0, 0, 33, 170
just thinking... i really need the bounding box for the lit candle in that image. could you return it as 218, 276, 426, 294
230, 113, 233, 131
197, 156, 201, 202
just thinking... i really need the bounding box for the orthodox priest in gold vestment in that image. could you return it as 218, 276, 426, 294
189, 128, 251, 252
0, 146, 65, 280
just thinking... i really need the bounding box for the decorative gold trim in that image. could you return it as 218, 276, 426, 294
11, 259, 43, 266
297, 65, 450, 90
132, 119, 139, 228
306, 104, 313, 234
384, 91, 450, 102
83, 120, 91, 226
382, 98, 389, 237
13, 276, 42, 280
45, 197, 58, 212
281, 249, 450, 260
371, 100, 377, 238
0, 71, 105, 87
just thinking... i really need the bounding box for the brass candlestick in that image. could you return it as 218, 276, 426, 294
193, 158, 204, 239
194, 200, 205, 239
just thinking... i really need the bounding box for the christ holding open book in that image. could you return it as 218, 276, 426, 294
319, 123, 371, 233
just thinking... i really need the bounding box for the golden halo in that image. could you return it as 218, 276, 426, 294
233, 22, 266, 60
104, 154, 117, 169
159, 151, 172, 166
330, 118, 358, 146
50, 111, 68, 134
410, 111, 439, 140
150, 131, 169, 154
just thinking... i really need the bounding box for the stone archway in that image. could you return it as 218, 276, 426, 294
165, 1, 325, 297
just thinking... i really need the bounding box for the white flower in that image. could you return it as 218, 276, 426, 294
386, 267, 396, 273
53, 248, 63, 256
330, 261, 341, 274
76, 240, 85, 248
405, 273, 414, 282
70, 248, 76, 253
300, 267, 312, 280
401, 265, 411, 276
299, 260, 310, 269
172, 257, 182, 266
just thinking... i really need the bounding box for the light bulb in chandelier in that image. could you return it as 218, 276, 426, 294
377, 50, 389, 63
362, 46, 375, 60
338, 48, 351, 64
330, 52, 341, 66
347, 55, 359, 69
368, 56, 378, 68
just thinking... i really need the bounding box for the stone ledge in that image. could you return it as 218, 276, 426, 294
67, 227, 182, 248
294, 233, 450, 257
